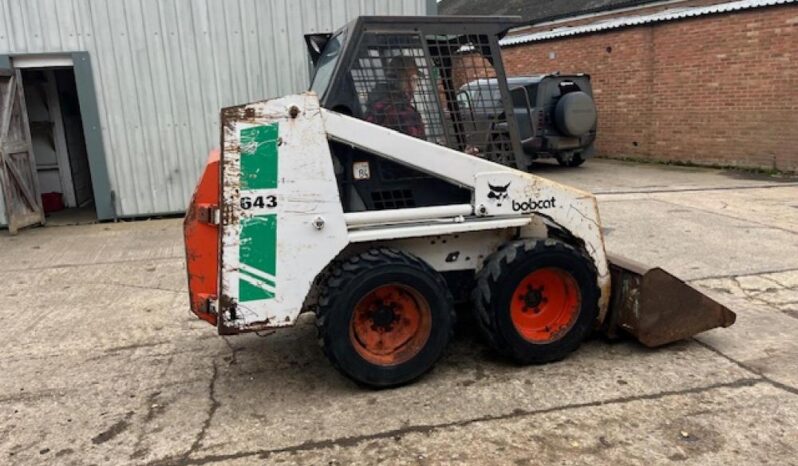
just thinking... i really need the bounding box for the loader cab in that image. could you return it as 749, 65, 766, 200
305, 16, 526, 213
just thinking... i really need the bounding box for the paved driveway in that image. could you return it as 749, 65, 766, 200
1, 159, 797, 465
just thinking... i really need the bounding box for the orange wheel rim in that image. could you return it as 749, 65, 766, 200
510, 267, 581, 343
350, 284, 432, 366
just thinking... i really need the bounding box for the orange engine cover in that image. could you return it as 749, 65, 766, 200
183, 149, 221, 325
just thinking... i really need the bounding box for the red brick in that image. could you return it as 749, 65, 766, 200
501, 4, 798, 171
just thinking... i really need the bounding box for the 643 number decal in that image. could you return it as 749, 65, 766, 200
240, 195, 277, 210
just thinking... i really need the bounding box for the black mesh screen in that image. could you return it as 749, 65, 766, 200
350, 33, 448, 145
371, 189, 417, 210
348, 32, 515, 166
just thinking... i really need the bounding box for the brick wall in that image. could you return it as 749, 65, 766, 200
502, 5, 798, 171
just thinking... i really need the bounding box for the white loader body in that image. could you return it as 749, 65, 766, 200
216, 93, 609, 333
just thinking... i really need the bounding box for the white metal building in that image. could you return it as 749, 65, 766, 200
0, 0, 434, 228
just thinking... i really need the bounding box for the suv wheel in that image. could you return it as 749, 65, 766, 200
556, 152, 586, 168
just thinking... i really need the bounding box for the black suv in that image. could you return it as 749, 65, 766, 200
457, 74, 597, 167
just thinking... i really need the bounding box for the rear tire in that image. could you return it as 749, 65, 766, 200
554, 91, 597, 137
556, 153, 586, 167
316, 248, 455, 388
472, 239, 599, 364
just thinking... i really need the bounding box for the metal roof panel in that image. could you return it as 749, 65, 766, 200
501, 0, 796, 46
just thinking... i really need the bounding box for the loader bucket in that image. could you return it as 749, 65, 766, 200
603, 254, 736, 347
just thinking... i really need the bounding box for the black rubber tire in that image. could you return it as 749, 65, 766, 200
316, 248, 455, 388
556, 153, 586, 168
472, 239, 599, 364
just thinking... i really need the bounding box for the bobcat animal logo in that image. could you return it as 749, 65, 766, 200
487, 182, 511, 207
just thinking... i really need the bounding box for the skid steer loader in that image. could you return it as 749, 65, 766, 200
183, 17, 735, 388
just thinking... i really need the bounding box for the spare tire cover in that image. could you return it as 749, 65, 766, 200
554, 91, 597, 137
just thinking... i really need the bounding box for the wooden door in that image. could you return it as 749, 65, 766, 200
0, 68, 45, 234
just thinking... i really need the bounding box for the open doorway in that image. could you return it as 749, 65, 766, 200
20, 67, 95, 225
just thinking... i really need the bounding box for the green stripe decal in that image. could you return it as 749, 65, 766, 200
238, 123, 280, 303
240, 278, 274, 302
240, 124, 278, 190
239, 268, 275, 287
239, 214, 277, 302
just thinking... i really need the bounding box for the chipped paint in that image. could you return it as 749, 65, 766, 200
218, 95, 349, 333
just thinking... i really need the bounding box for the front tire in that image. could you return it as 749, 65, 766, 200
472, 239, 599, 364
316, 248, 455, 388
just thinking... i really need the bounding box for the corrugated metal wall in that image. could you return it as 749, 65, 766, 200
0, 0, 429, 221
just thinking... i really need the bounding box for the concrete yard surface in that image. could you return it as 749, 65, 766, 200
1, 159, 797, 465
